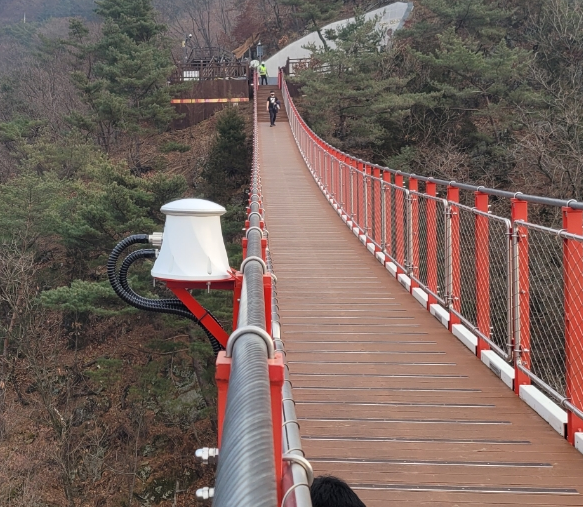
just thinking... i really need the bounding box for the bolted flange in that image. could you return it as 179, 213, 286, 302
196, 487, 214, 501
195, 447, 219, 466
148, 232, 163, 247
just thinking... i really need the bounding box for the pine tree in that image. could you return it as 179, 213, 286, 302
414, 27, 531, 142
202, 107, 250, 204
297, 15, 430, 153
67, 0, 179, 161
402, 0, 513, 49
94, 0, 166, 42
281, 0, 342, 49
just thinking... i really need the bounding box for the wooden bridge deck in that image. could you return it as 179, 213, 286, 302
258, 106, 583, 506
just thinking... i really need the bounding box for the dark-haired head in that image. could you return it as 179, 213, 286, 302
310, 476, 366, 507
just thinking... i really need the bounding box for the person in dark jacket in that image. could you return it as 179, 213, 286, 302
310, 476, 366, 507
266, 90, 280, 127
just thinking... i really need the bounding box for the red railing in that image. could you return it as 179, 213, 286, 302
280, 72, 583, 446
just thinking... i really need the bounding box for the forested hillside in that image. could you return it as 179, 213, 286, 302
1, 0, 582, 504
293, 0, 583, 209
0, 0, 252, 505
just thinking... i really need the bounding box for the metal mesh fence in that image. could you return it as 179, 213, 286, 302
458, 205, 477, 337
450, 204, 512, 358
355, 170, 365, 230
488, 217, 512, 357
371, 176, 382, 248
564, 233, 583, 417
412, 193, 447, 304
519, 223, 566, 397
348, 168, 355, 220
384, 184, 409, 270
325, 152, 331, 192
332, 157, 339, 201
341, 162, 349, 211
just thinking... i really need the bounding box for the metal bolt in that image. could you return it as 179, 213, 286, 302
195, 447, 219, 465
196, 487, 214, 501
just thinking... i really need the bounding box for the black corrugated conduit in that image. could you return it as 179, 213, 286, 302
107, 234, 224, 356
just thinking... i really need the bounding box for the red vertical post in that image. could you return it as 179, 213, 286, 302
268, 354, 285, 504
328, 152, 333, 198
345, 156, 352, 219
350, 158, 355, 220
263, 274, 272, 336
426, 182, 438, 307
215, 353, 231, 446
357, 161, 364, 229
511, 198, 530, 394
365, 164, 372, 238
332, 153, 337, 202
563, 207, 583, 443
339, 156, 345, 212
475, 192, 491, 358
395, 173, 405, 273
323, 148, 327, 190
447, 186, 461, 330
383, 171, 392, 258
318, 143, 322, 180
409, 177, 419, 292
232, 273, 244, 329
373, 167, 381, 248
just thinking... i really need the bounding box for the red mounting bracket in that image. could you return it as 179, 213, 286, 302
162, 278, 236, 348
242, 237, 268, 261
216, 351, 285, 501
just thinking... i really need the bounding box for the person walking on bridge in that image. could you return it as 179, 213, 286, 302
259, 62, 268, 85
266, 90, 280, 127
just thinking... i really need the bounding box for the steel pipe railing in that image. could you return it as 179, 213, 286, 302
213, 71, 278, 507
214, 72, 313, 507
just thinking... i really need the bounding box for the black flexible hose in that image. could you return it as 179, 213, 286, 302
118, 249, 225, 354
107, 235, 224, 355
119, 249, 185, 308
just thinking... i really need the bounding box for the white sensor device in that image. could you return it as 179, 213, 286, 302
151, 199, 232, 281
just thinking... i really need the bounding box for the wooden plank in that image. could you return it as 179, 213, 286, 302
258, 120, 583, 505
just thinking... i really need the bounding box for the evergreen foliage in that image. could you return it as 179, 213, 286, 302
281, 0, 342, 49
0, 0, 250, 503
94, 0, 166, 42
202, 107, 250, 204
67, 0, 179, 157
0, 171, 64, 249
292, 0, 554, 191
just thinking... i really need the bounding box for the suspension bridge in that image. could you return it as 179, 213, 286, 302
221, 71, 583, 506
114, 70, 583, 505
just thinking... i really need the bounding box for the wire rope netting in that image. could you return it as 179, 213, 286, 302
384, 184, 409, 271
412, 193, 447, 304
519, 224, 566, 397
355, 170, 365, 230
448, 204, 512, 357
370, 175, 383, 248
